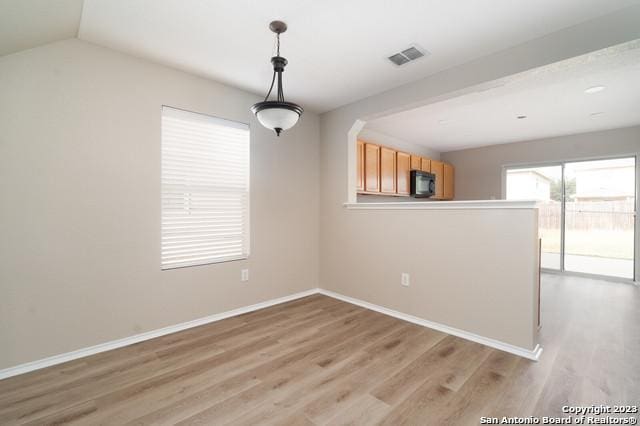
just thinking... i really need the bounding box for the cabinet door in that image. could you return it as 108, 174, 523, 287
431, 160, 445, 199
410, 155, 421, 171
380, 147, 397, 194
443, 162, 454, 200
421, 157, 431, 173
356, 140, 364, 191
396, 152, 410, 195
364, 143, 380, 192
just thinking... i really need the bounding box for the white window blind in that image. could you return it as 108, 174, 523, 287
161, 106, 250, 269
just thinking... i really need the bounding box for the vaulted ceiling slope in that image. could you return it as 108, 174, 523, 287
2, 0, 640, 112
77, 0, 640, 112
0, 0, 83, 56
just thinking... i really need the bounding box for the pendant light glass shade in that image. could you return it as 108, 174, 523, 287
251, 21, 303, 136
251, 101, 303, 136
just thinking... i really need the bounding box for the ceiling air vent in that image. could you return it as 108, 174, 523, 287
387, 45, 428, 66
388, 53, 411, 66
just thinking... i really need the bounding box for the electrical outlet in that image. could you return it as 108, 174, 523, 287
401, 273, 410, 287
241, 269, 249, 282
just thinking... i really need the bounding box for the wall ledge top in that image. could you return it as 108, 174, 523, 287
344, 199, 539, 210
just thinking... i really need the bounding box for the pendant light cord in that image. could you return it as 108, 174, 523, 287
263, 32, 284, 102
276, 32, 284, 102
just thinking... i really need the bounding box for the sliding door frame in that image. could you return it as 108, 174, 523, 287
502, 153, 638, 283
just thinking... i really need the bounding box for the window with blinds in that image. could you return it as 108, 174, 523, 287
161, 106, 250, 270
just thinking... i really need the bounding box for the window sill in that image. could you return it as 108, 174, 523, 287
161, 255, 248, 270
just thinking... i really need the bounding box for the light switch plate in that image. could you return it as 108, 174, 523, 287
401, 273, 410, 287
241, 269, 249, 282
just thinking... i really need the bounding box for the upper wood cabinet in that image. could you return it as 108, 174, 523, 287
380, 147, 397, 194
356, 140, 364, 191
396, 152, 411, 195
364, 143, 380, 192
356, 140, 455, 200
431, 160, 445, 199
444, 162, 455, 200
410, 155, 421, 171
421, 157, 431, 173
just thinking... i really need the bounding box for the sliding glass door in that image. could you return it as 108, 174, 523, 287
564, 158, 635, 279
506, 157, 636, 280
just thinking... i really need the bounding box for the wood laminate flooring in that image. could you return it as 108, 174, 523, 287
0, 274, 638, 425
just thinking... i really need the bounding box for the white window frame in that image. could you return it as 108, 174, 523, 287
161, 106, 250, 270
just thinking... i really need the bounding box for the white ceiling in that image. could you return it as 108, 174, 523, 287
366, 41, 640, 152
0, 0, 83, 56
75, 0, 640, 112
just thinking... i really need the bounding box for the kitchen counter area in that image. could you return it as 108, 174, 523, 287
345, 199, 538, 210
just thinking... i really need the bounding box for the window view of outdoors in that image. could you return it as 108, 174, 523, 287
564, 158, 635, 279
506, 166, 562, 270
506, 157, 635, 279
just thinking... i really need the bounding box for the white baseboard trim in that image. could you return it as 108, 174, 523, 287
318, 289, 543, 362
1, 286, 542, 380
0, 288, 320, 381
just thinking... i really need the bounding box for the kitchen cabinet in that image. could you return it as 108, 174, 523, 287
421, 157, 431, 173
410, 155, 421, 171
364, 143, 380, 192
356, 140, 455, 200
380, 147, 397, 194
396, 152, 411, 195
431, 160, 445, 199
444, 162, 455, 200
356, 140, 364, 191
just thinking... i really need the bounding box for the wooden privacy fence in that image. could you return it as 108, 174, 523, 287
539, 200, 635, 231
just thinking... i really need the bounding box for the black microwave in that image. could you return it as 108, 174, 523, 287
410, 170, 436, 198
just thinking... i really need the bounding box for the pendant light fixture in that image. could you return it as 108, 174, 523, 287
251, 21, 303, 136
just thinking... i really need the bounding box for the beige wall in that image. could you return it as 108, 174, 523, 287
441, 125, 640, 280
322, 206, 540, 349
441, 125, 640, 201
358, 128, 440, 160
319, 8, 640, 351
0, 39, 320, 369
321, 106, 543, 350
2, 7, 639, 369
